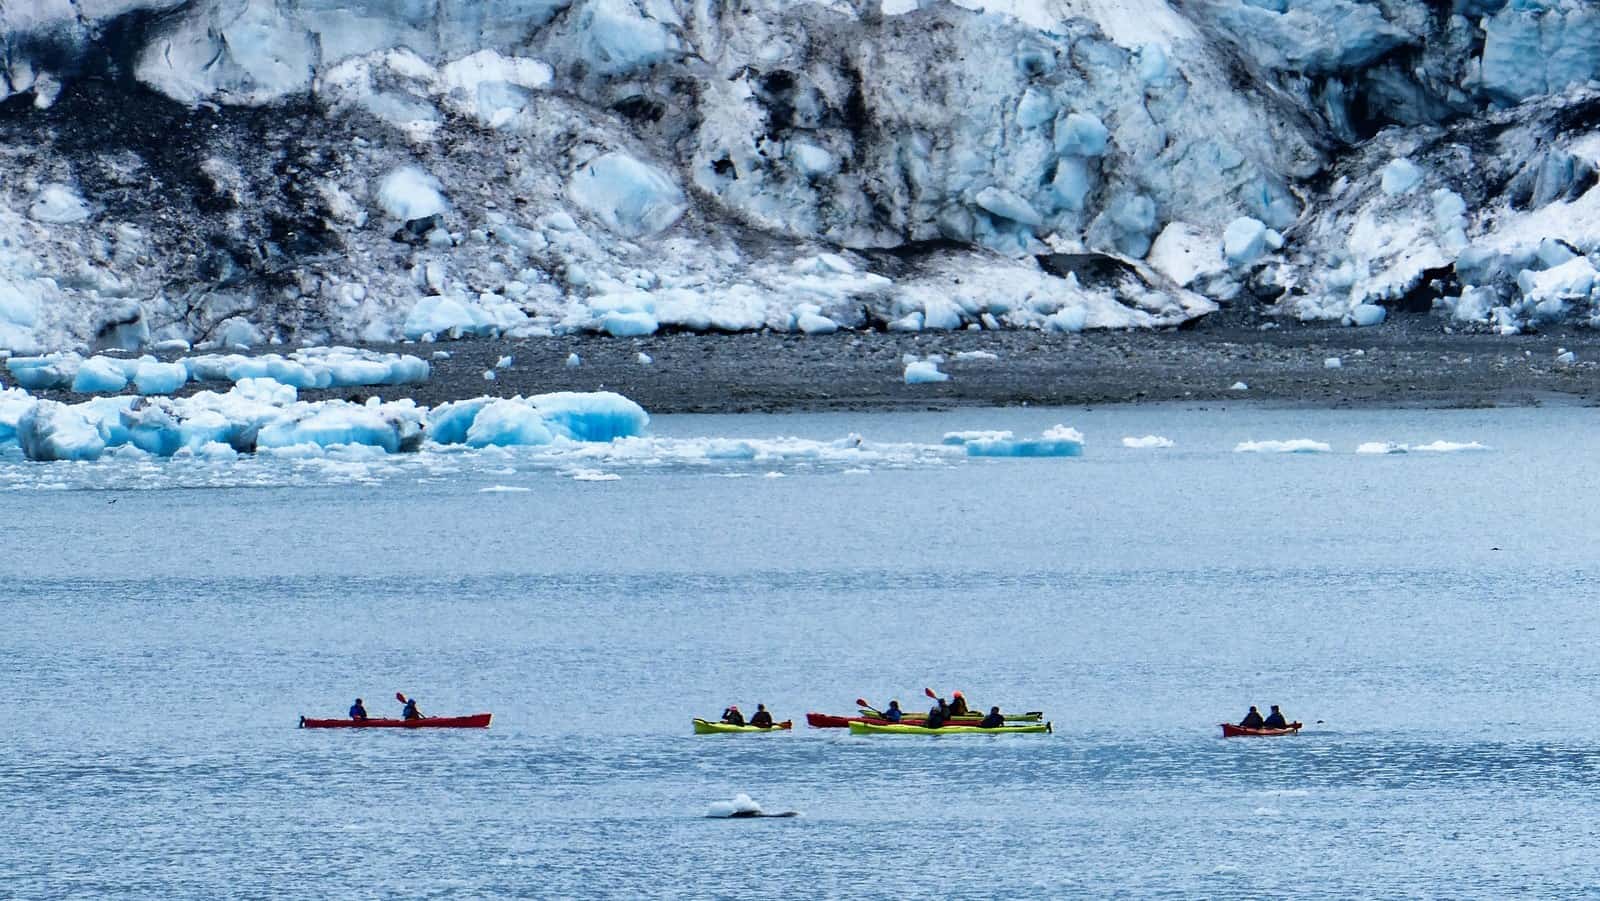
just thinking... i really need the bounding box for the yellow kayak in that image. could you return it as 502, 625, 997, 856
693, 717, 793, 734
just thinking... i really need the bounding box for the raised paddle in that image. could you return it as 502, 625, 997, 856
924, 687, 938, 700
855, 698, 884, 717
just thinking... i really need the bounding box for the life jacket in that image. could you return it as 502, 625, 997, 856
751, 710, 773, 728
349, 705, 367, 720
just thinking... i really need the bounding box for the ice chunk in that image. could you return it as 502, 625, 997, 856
71, 356, 130, 394
1234, 439, 1331, 453
795, 311, 839, 335
1055, 112, 1109, 157
1230, 381, 1249, 391
602, 310, 660, 337
943, 430, 1013, 446
572, 0, 681, 75
568, 468, 621, 481
256, 404, 423, 453
1413, 441, 1489, 453
1380, 159, 1423, 196
1324, 357, 1342, 369
403, 295, 527, 339
17, 400, 108, 461
954, 350, 999, 361
465, 399, 556, 447
567, 152, 686, 237
376, 166, 449, 222
566, 353, 582, 368
530, 392, 649, 441
483, 369, 497, 381
975, 186, 1043, 227
636, 352, 653, 365
904, 360, 949, 384
966, 425, 1084, 457
28, 184, 91, 224
7, 353, 81, 390
1223, 217, 1272, 268
1356, 441, 1407, 455
1122, 435, 1174, 448
495, 355, 514, 369
133, 359, 189, 395
1347, 304, 1387, 327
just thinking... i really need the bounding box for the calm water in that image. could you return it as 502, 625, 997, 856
4, 404, 1600, 898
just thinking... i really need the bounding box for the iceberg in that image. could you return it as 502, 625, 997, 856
904, 360, 949, 384
1234, 439, 1332, 454
966, 426, 1084, 458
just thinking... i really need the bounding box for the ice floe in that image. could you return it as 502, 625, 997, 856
1234, 439, 1332, 454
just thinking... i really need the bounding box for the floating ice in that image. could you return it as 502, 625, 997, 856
706, 793, 764, 818
1356, 441, 1407, 455
134, 359, 189, 395
943, 430, 1012, 446
1324, 357, 1342, 369
71, 356, 130, 393
1234, 439, 1332, 453
904, 360, 949, 384
966, 425, 1084, 457
1413, 440, 1489, 453
568, 468, 621, 481
1122, 435, 1174, 448
479, 485, 531, 493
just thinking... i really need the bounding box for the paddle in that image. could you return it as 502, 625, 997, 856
396, 691, 425, 719
854, 697, 884, 717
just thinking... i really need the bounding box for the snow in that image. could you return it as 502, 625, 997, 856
1234, 439, 1332, 454
1122, 435, 1173, 448
903, 360, 949, 384
966, 425, 1085, 458
377, 166, 449, 222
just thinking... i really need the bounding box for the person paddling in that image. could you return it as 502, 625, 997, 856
721, 705, 745, 726
883, 700, 903, 723
925, 697, 950, 729
978, 706, 1005, 729
1239, 706, 1264, 728
402, 697, 424, 720
948, 691, 970, 717
1262, 705, 1289, 728
750, 704, 774, 729
349, 698, 368, 721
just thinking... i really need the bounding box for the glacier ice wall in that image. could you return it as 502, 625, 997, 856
3, 0, 1600, 353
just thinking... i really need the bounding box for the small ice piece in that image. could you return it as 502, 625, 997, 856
795, 311, 839, 335
71, 356, 130, 393
496, 355, 513, 369
479, 485, 531, 493
569, 468, 621, 481
1121, 435, 1174, 448
1412, 441, 1489, 453
1233, 439, 1332, 454
1356, 442, 1408, 454
1324, 357, 1342, 369
601, 310, 659, 337
1055, 112, 1109, 157
954, 350, 999, 361
133, 359, 189, 395
483, 369, 497, 381
1348, 304, 1387, 327
966, 425, 1084, 457
1556, 351, 1577, 365
152, 339, 192, 353
943, 429, 1013, 446
636, 352, 653, 365
376, 165, 449, 221
1230, 381, 1249, 391
1223, 217, 1270, 268
566, 353, 581, 368
1380, 158, 1423, 196
707, 793, 764, 818
432, 351, 452, 360
903, 360, 949, 384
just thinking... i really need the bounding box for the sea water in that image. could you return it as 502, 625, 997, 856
4, 404, 1600, 897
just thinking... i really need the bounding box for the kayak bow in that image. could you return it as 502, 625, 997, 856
847, 721, 1052, 736
300, 713, 492, 729
693, 718, 794, 734
1220, 722, 1302, 738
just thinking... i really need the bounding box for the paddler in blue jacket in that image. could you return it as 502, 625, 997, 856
402, 698, 423, 720
349, 698, 368, 720
883, 700, 903, 722
1262, 705, 1289, 728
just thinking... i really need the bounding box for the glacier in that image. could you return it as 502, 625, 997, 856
2, 1, 1600, 355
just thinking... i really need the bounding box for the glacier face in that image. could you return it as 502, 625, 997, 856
2, 0, 1600, 354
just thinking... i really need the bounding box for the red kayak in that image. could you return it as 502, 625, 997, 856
1220, 721, 1301, 737
806, 711, 1043, 729
300, 713, 492, 729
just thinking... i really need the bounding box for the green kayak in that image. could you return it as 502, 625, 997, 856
847, 721, 1052, 736
693, 717, 793, 734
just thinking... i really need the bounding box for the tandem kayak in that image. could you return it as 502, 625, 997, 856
847, 721, 1052, 736
807, 710, 1044, 729
300, 714, 492, 729
693, 718, 794, 734
1220, 722, 1302, 738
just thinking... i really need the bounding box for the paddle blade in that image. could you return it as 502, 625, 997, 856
395, 691, 407, 703
855, 698, 870, 708
924, 687, 937, 699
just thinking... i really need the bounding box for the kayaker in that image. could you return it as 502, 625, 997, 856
750, 704, 774, 728
349, 698, 368, 721
925, 697, 949, 729
1262, 705, 1288, 728
948, 691, 970, 716
721, 705, 745, 726
979, 706, 1005, 729
883, 700, 903, 723
1239, 706, 1264, 728
402, 698, 424, 720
